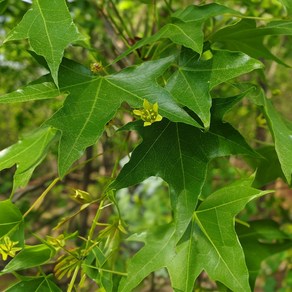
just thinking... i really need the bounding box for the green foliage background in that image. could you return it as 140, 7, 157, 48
0, 0, 291, 291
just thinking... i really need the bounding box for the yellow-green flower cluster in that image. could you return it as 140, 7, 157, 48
0, 236, 22, 261
133, 99, 163, 126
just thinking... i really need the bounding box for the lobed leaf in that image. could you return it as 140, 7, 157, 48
168, 182, 269, 292
4, 0, 82, 85
0, 127, 57, 193
111, 118, 259, 239
117, 180, 268, 292
45, 56, 199, 177
166, 48, 263, 128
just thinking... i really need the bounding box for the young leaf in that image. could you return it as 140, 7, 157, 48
237, 220, 292, 290
110, 119, 259, 238
45, 56, 199, 177
6, 275, 62, 292
1, 244, 54, 274
166, 48, 263, 128
168, 183, 269, 292
4, 0, 82, 85
0, 127, 57, 193
0, 200, 23, 238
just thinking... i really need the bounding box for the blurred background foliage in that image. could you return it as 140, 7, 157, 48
0, 0, 291, 291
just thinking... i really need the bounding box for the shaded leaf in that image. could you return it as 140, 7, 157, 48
6, 275, 62, 292
248, 146, 286, 188
166, 48, 263, 128
1, 244, 54, 274
111, 119, 259, 239
83, 246, 114, 292
249, 88, 292, 184
45, 56, 199, 177
211, 86, 257, 120
0, 127, 57, 193
114, 3, 240, 62
4, 0, 82, 85
168, 182, 268, 292
237, 220, 292, 289
0, 200, 23, 237
211, 19, 292, 66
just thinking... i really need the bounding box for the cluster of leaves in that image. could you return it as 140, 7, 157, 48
0, 0, 292, 291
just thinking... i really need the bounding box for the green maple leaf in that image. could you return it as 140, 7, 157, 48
211, 19, 292, 66
114, 3, 240, 63
44, 56, 198, 177
0, 56, 198, 180
4, 0, 82, 86
167, 181, 270, 292
117, 180, 268, 292
166, 48, 263, 128
110, 115, 259, 238
0, 127, 57, 194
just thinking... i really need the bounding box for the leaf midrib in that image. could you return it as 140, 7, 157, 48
36, 0, 54, 64
179, 69, 209, 119
60, 79, 103, 171
193, 212, 246, 290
